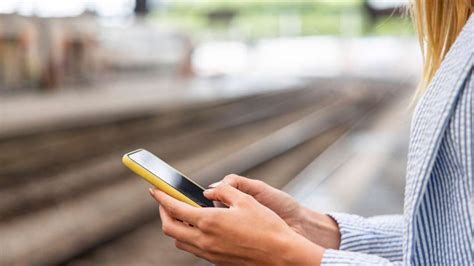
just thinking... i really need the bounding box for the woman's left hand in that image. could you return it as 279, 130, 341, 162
150, 184, 324, 265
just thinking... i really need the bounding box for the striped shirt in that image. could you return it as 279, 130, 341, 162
322, 15, 474, 265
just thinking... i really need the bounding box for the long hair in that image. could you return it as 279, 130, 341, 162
411, 0, 473, 99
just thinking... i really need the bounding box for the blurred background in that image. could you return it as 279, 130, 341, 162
0, 0, 419, 265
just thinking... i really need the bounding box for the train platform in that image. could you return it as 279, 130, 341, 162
0, 77, 410, 265
284, 91, 410, 216
0, 74, 305, 138
0, 35, 422, 140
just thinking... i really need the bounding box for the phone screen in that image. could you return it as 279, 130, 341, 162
128, 150, 214, 207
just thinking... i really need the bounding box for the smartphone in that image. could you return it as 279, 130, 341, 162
122, 149, 214, 208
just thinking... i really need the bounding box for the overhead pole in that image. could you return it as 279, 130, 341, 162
134, 0, 149, 16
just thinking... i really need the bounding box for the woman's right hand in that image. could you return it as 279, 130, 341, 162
212, 174, 341, 249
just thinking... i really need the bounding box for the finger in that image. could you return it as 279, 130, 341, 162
175, 240, 205, 258
221, 174, 266, 196
175, 240, 216, 262
208, 181, 221, 188
203, 184, 251, 207
159, 206, 200, 242
151, 189, 200, 225
175, 240, 241, 265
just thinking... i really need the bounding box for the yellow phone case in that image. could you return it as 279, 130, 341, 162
122, 150, 202, 208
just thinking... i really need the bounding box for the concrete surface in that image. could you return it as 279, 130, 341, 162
284, 91, 411, 216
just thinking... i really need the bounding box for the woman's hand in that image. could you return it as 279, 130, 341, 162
150, 185, 324, 265
214, 174, 341, 249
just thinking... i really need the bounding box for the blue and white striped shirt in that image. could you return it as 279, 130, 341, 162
322, 15, 474, 265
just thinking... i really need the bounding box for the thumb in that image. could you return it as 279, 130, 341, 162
219, 174, 265, 197
204, 184, 251, 207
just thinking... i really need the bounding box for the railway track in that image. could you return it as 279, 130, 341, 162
0, 87, 330, 185
0, 87, 335, 220
0, 80, 395, 265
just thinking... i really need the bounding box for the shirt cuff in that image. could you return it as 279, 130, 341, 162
327, 212, 367, 251
322, 249, 392, 265
326, 212, 404, 262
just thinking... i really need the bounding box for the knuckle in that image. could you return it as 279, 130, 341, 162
191, 249, 206, 260
196, 236, 206, 249
161, 223, 173, 236
165, 205, 178, 217
197, 217, 212, 230
223, 174, 239, 183
200, 216, 219, 232
254, 179, 266, 188
216, 184, 231, 194
220, 183, 231, 191
237, 194, 253, 205
174, 240, 183, 249
197, 237, 214, 251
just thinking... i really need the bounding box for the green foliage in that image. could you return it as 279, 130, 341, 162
151, 0, 413, 38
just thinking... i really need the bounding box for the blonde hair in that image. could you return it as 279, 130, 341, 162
411, 0, 473, 99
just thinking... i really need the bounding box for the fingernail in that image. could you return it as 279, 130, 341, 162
208, 181, 221, 188
149, 188, 155, 196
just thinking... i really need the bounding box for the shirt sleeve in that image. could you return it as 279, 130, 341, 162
324, 213, 404, 263
322, 249, 402, 265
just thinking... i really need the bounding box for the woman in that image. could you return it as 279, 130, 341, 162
150, 1, 473, 265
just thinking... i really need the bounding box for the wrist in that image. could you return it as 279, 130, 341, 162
276, 229, 324, 265
299, 208, 341, 249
